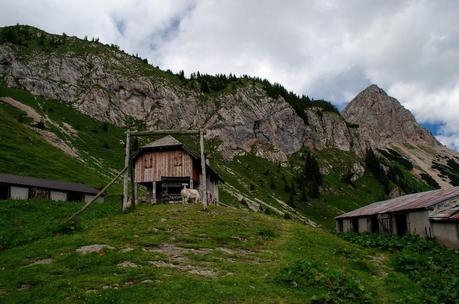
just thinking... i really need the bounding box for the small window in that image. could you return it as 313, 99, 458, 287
174, 156, 182, 167
145, 156, 152, 168
67, 192, 84, 202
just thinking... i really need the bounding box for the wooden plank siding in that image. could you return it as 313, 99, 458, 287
134, 149, 194, 183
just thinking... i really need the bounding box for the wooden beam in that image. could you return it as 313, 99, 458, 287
66, 166, 127, 223
200, 129, 208, 210
130, 140, 136, 207
130, 129, 200, 136
123, 131, 131, 211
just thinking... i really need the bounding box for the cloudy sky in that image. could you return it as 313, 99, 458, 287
1, 0, 459, 149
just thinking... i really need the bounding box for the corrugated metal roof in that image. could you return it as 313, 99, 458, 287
430, 205, 459, 222
336, 187, 459, 219
0, 173, 100, 194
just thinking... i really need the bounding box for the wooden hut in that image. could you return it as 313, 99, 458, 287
133, 136, 222, 203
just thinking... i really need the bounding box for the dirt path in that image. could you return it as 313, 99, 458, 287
0, 96, 42, 123
0, 97, 81, 160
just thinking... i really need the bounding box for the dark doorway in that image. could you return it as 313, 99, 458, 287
395, 214, 408, 236
158, 176, 191, 202
67, 192, 84, 202
0, 184, 9, 200
351, 218, 359, 233
370, 216, 380, 233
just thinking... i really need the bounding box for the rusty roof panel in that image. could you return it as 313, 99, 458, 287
430, 205, 459, 222
336, 187, 459, 219
389, 187, 459, 212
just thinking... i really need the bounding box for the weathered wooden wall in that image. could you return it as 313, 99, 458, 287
135, 149, 194, 183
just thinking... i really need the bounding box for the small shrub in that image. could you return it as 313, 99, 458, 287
258, 228, 275, 239
34, 120, 46, 130
340, 233, 459, 303
277, 260, 372, 303
420, 173, 440, 189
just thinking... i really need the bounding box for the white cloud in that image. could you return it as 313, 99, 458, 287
1, 0, 459, 149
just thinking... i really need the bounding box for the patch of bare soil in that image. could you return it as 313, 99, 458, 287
148, 260, 218, 278
117, 261, 142, 268
144, 243, 261, 277
24, 258, 54, 267
0, 97, 81, 159
1, 97, 42, 123
76, 244, 115, 255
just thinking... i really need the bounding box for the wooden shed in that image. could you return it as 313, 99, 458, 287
133, 136, 222, 203
335, 187, 459, 249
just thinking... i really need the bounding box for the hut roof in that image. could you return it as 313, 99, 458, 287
336, 186, 459, 219
0, 173, 100, 194
430, 202, 459, 222
141, 135, 182, 149
136, 136, 223, 182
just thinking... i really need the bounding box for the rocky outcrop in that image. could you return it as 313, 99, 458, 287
0, 41, 355, 161
342, 84, 440, 150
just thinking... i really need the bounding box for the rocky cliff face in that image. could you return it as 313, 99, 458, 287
0, 29, 355, 161
342, 84, 440, 149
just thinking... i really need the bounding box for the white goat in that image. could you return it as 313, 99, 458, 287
181, 185, 201, 204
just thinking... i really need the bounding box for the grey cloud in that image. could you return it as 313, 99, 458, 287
1, 0, 459, 149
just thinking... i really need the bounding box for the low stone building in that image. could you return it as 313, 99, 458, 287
0, 173, 103, 202
336, 187, 459, 249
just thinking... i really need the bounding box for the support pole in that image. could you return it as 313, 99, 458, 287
66, 166, 127, 223
152, 181, 156, 203
200, 129, 208, 210
130, 141, 136, 207
123, 131, 131, 211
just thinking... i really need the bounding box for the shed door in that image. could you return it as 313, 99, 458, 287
395, 214, 408, 236
0, 184, 8, 200
351, 218, 359, 233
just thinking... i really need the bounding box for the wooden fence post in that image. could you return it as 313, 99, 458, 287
200, 129, 208, 210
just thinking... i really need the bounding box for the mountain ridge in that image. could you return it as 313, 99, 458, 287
2, 24, 459, 227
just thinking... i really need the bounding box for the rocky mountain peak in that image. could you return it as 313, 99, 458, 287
361, 84, 388, 96
342, 84, 440, 148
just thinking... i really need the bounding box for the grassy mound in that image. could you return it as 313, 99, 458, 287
0, 201, 455, 303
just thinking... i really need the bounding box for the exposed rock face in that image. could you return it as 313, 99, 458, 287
342, 84, 440, 149
0, 42, 355, 161
303, 108, 353, 152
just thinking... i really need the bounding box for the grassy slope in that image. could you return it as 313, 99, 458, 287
0, 81, 125, 192
0, 200, 443, 304
0, 105, 105, 188
0, 80, 432, 229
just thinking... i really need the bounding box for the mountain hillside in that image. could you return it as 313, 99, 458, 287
0, 25, 356, 162
344, 84, 459, 188
1, 25, 459, 228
